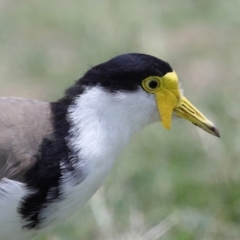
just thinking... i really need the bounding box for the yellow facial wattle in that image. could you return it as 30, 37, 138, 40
155, 89, 178, 129
154, 72, 180, 129
142, 71, 180, 129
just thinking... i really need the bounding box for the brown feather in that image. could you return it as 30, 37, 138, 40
0, 97, 53, 182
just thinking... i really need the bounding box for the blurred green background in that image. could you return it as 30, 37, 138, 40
0, 0, 240, 239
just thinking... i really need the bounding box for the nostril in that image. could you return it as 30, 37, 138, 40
182, 104, 195, 115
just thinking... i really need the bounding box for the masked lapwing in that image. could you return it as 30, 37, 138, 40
0, 53, 220, 240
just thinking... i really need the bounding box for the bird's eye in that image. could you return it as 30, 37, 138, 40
148, 80, 159, 89
142, 77, 161, 93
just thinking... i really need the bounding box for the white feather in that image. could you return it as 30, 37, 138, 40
0, 86, 159, 240
0, 179, 36, 240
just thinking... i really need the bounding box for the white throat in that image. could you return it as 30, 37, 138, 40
67, 86, 157, 180
33, 86, 158, 231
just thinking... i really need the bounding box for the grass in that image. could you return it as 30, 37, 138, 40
0, 0, 240, 239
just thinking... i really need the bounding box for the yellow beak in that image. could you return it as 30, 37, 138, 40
174, 96, 220, 137
155, 72, 220, 138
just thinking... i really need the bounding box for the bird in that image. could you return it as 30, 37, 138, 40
0, 53, 220, 240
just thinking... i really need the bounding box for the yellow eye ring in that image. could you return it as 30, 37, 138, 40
142, 77, 161, 93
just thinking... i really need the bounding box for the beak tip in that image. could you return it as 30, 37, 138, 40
193, 122, 220, 138
210, 126, 220, 138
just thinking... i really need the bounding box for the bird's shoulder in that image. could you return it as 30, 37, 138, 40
0, 97, 53, 182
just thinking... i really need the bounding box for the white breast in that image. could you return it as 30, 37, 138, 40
40, 86, 158, 229
0, 86, 158, 240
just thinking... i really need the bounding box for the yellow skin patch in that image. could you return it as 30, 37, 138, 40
141, 71, 220, 137
142, 71, 180, 129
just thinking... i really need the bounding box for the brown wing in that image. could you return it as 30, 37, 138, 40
0, 97, 53, 182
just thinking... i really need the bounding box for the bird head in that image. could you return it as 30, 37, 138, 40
77, 53, 220, 137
